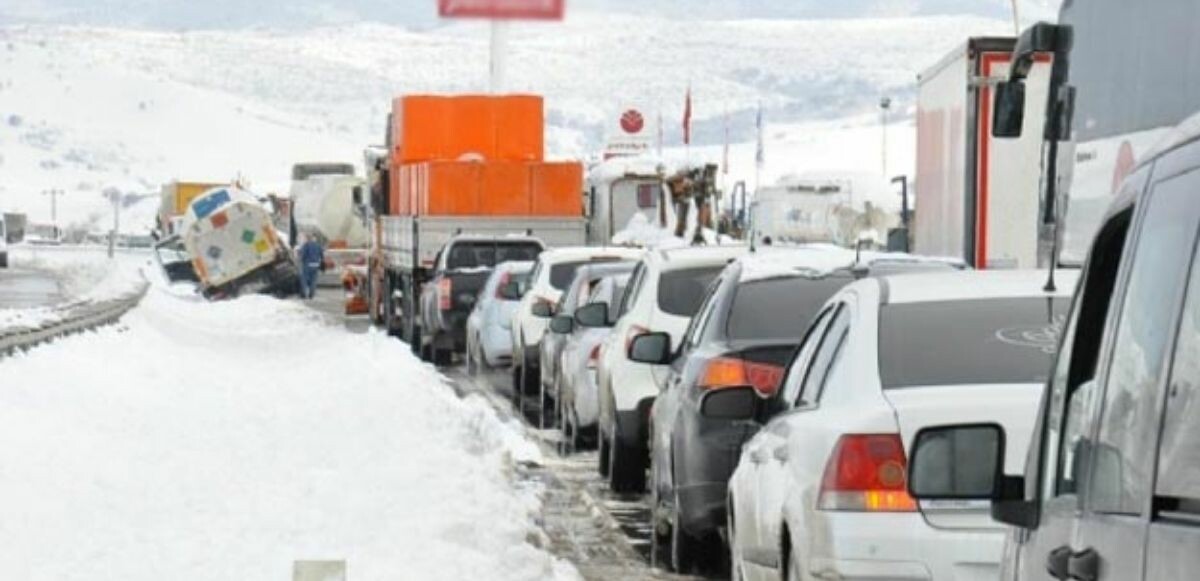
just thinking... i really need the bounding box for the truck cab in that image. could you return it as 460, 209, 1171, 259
584, 158, 672, 245
417, 235, 545, 364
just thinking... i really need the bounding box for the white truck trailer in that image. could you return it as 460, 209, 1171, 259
181, 187, 298, 299
914, 37, 1052, 269
288, 162, 368, 285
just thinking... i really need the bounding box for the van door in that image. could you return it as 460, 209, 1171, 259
1143, 161, 1200, 580
1012, 170, 1147, 581
1072, 163, 1200, 580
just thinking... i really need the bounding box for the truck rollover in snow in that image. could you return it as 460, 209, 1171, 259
365, 94, 586, 355
182, 187, 299, 299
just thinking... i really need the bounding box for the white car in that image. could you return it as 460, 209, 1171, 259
465, 260, 533, 373
554, 273, 631, 450
510, 246, 645, 405
596, 244, 747, 492
722, 269, 1078, 581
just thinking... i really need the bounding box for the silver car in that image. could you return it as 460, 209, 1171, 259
551, 273, 630, 450
465, 261, 533, 374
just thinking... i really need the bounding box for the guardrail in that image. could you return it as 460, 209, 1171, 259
0, 283, 150, 357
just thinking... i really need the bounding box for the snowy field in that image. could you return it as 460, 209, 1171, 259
0, 257, 576, 581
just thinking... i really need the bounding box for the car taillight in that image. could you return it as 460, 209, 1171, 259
697, 357, 784, 395
817, 434, 916, 513
587, 344, 602, 369
495, 271, 511, 299
624, 324, 651, 355
438, 278, 452, 311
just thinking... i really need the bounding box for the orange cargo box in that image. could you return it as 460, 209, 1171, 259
443, 96, 497, 161
481, 162, 533, 215
394, 96, 451, 163
531, 162, 583, 217
420, 161, 483, 215
494, 95, 544, 162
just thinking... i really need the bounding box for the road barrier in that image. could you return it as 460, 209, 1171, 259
0, 283, 149, 357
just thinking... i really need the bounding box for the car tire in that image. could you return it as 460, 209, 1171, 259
598, 435, 611, 477
670, 493, 701, 574
608, 430, 646, 494
511, 364, 524, 409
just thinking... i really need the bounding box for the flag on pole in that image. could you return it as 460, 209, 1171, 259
722, 109, 730, 175
682, 86, 692, 146
755, 103, 765, 167
656, 111, 664, 158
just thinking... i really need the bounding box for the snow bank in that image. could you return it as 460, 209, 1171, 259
0, 246, 150, 332
0, 281, 577, 581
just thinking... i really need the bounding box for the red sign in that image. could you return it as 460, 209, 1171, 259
620, 110, 644, 134
438, 0, 565, 20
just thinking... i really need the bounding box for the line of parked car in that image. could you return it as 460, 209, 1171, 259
452, 130, 1200, 578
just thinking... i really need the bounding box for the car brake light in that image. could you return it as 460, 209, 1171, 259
817, 434, 917, 512
697, 357, 784, 395
624, 324, 651, 355
438, 278, 452, 311
587, 344, 602, 369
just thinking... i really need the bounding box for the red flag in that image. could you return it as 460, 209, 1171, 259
682, 87, 692, 145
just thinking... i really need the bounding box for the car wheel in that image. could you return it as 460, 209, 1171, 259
783, 538, 801, 581
511, 364, 523, 408
671, 493, 701, 573
608, 431, 646, 494
649, 456, 670, 569
598, 434, 611, 477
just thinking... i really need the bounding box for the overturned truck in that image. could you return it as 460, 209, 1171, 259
178, 187, 299, 299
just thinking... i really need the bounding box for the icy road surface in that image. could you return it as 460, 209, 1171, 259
0, 282, 577, 581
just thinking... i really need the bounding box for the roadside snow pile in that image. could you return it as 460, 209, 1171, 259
0, 282, 578, 581
0, 247, 149, 332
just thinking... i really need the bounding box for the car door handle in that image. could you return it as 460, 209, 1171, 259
772, 445, 789, 463
1046, 546, 1071, 580
1068, 548, 1099, 581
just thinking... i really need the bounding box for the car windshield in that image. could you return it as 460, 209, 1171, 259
446, 242, 542, 270
657, 265, 724, 317
549, 260, 593, 290
879, 297, 1070, 388
728, 276, 850, 340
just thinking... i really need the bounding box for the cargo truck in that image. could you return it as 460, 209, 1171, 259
365, 94, 586, 355
584, 157, 671, 245
914, 37, 1052, 269
288, 162, 367, 285
181, 186, 299, 299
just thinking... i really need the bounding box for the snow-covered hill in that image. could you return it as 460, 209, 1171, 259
0, 12, 1008, 231
2, 0, 1059, 29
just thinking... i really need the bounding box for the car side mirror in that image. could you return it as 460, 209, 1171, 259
909, 424, 1005, 500
550, 314, 574, 334
627, 332, 672, 365
499, 281, 523, 301
574, 302, 610, 328
531, 301, 554, 318
993, 81, 1026, 138
699, 386, 758, 421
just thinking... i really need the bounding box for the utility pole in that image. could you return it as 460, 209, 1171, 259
489, 21, 508, 93
105, 187, 122, 258
880, 97, 892, 177
43, 188, 65, 239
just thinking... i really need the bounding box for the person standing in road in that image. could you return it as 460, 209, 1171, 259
297, 234, 325, 300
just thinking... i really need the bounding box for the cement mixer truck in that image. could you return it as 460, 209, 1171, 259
181, 186, 299, 299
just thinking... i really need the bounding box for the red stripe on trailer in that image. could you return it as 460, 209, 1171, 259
977, 52, 1007, 270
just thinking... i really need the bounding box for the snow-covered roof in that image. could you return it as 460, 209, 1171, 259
883, 269, 1080, 305
587, 156, 669, 183
536, 246, 645, 264
736, 244, 965, 283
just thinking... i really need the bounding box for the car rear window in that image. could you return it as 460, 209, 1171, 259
728, 276, 850, 340
879, 298, 1070, 388
550, 261, 592, 290
657, 266, 724, 317
447, 242, 542, 270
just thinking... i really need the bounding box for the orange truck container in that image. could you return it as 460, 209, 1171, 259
531, 163, 584, 216
392, 94, 545, 164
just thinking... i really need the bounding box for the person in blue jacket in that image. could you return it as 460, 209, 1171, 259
297, 234, 325, 299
